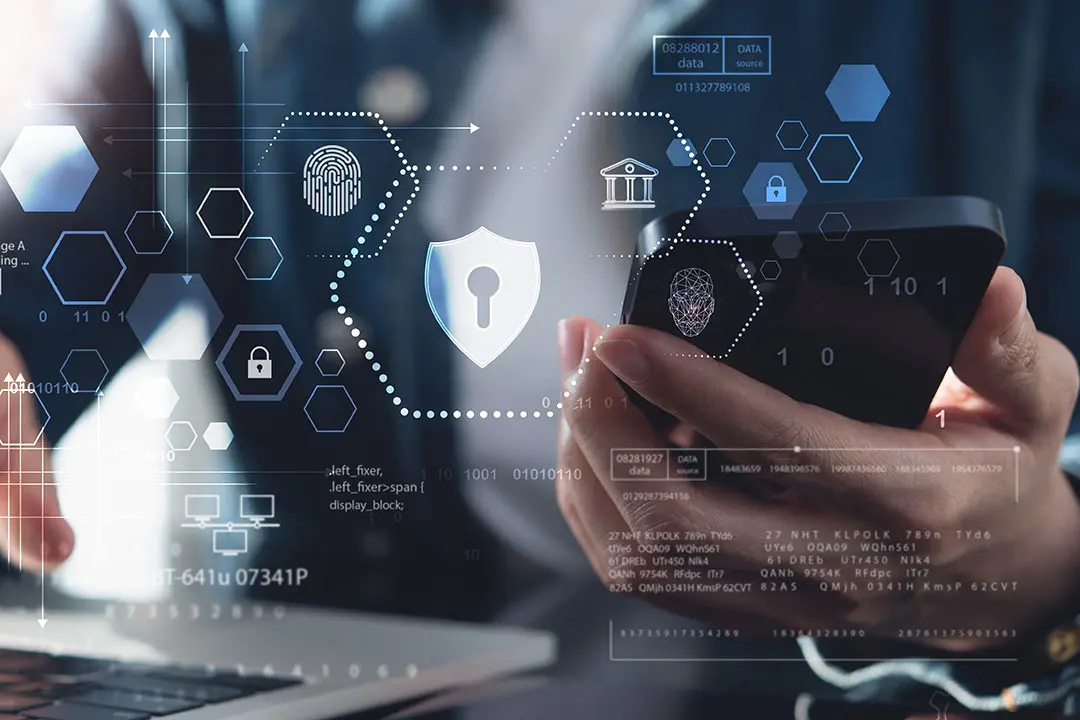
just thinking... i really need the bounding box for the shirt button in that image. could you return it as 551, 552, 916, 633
358, 66, 429, 124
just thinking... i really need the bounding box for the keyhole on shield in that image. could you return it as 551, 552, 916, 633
467, 266, 500, 329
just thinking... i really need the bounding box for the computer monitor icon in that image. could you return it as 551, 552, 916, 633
212, 529, 248, 557
240, 495, 275, 525
185, 495, 220, 523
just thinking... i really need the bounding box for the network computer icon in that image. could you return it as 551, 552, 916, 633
212, 529, 249, 557
184, 495, 220, 525
239, 494, 276, 528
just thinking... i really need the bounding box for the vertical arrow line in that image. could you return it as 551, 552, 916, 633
185, 82, 191, 280
239, 43, 248, 190
5, 390, 9, 574
149, 29, 158, 211
39, 428, 45, 626
17, 388, 22, 573
161, 29, 169, 215
95, 391, 101, 577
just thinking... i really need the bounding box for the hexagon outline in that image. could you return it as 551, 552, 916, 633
807, 133, 863, 184
818, 211, 852, 242
857, 238, 900, 278
215, 324, 303, 402
775, 120, 808, 151
125, 210, 175, 255
165, 420, 198, 452
43, 231, 126, 306
0, 387, 50, 447
703, 137, 736, 168
235, 236, 283, 281
760, 259, 782, 281
202, 421, 235, 451
315, 348, 345, 377
304, 384, 357, 433
196, 187, 254, 239
60, 348, 109, 394
1, 125, 99, 213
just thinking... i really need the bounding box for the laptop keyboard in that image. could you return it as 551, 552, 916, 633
0, 649, 303, 718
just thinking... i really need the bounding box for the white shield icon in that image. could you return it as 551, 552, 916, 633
425, 226, 541, 368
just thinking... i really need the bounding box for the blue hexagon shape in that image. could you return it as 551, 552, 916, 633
126, 210, 174, 255
43, 231, 126, 306
741, 161, 807, 220
315, 349, 345, 377
127, 274, 224, 361
0, 385, 49, 447
703, 137, 735, 168
826, 64, 891, 122
665, 138, 697, 168
1, 125, 99, 212
60, 349, 109, 394
759, 259, 782, 281
235, 236, 283, 281
818, 211, 852, 242
775, 120, 808, 151
304, 385, 357, 433
772, 231, 803, 259
807, 134, 863, 184
215, 324, 303, 402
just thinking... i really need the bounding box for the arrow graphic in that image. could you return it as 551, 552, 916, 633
38, 433, 46, 628
149, 29, 157, 209
239, 43, 248, 190
161, 29, 170, 214
123, 169, 294, 177
184, 82, 191, 284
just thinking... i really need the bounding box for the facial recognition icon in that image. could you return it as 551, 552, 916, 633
247, 346, 273, 379
601, 158, 657, 210
765, 175, 787, 203
303, 145, 362, 217
668, 268, 715, 337
425, 226, 540, 368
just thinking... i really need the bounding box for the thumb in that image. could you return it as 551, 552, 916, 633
951, 266, 1079, 434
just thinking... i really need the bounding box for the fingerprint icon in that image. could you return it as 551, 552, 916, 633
302, 145, 362, 216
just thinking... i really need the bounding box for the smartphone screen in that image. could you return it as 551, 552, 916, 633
622, 199, 1005, 429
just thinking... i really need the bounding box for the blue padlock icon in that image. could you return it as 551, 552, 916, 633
766, 175, 787, 203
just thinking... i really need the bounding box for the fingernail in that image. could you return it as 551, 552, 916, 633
595, 338, 651, 383
557, 318, 585, 375
999, 285, 1028, 347
44, 519, 74, 563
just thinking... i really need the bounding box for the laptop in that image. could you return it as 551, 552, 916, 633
0, 600, 554, 719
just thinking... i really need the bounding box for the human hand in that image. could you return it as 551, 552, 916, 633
556, 267, 1080, 650
0, 335, 73, 572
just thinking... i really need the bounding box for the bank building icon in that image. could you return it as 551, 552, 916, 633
601, 158, 657, 210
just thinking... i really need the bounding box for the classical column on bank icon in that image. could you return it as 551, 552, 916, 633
601, 158, 658, 210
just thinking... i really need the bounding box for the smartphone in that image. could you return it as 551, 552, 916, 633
620, 196, 1006, 430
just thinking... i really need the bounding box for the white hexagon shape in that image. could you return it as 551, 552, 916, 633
135, 376, 180, 419
196, 188, 254, 239
165, 421, 198, 452
1, 125, 99, 212
202, 421, 234, 451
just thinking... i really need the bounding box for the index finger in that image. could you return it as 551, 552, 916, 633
591, 324, 942, 496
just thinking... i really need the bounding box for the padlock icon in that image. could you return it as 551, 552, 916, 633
247, 346, 273, 380
765, 175, 787, 203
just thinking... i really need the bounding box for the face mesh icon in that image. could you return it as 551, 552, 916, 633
302, 145, 362, 216
668, 267, 715, 337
